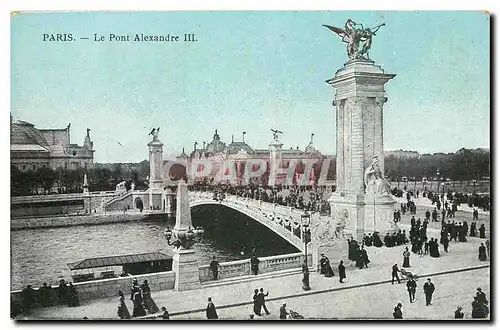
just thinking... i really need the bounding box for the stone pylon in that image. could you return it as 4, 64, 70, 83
172, 180, 201, 291
327, 58, 399, 241
148, 137, 164, 210
268, 138, 283, 186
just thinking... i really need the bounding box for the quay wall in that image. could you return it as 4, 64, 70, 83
11, 271, 175, 305
10, 212, 152, 230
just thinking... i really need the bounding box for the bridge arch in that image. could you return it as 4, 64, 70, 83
189, 198, 304, 250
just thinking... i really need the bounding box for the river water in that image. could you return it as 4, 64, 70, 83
11, 205, 299, 290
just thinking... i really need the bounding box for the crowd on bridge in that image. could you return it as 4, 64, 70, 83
190, 182, 332, 215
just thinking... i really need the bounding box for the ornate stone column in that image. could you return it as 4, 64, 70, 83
326, 59, 397, 241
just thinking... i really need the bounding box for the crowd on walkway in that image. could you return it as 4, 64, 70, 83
11, 279, 80, 317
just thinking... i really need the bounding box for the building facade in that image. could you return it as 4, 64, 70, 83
173, 129, 326, 185
11, 120, 94, 171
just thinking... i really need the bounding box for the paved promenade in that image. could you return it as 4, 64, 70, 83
24, 237, 489, 320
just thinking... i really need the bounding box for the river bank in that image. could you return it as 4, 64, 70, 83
10, 212, 167, 230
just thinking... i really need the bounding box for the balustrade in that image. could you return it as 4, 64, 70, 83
198, 252, 312, 282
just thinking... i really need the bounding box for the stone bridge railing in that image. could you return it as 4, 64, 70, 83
189, 192, 309, 250
198, 252, 312, 283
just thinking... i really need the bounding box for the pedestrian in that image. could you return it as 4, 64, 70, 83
391, 263, 401, 284
423, 278, 435, 306
479, 224, 486, 239
130, 280, 146, 317
20, 285, 36, 315
476, 288, 488, 305
402, 247, 410, 268
360, 247, 370, 268
471, 296, 489, 318
279, 303, 289, 319
454, 306, 464, 319
209, 256, 220, 280
393, 303, 403, 319
117, 290, 131, 319
250, 255, 260, 275
319, 253, 328, 274
338, 260, 346, 283
141, 280, 159, 314
485, 240, 490, 258
67, 283, 79, 307
478, 243, 487, 261
258, 288, 271, 315
252, 289, 262, 316
206, 297, 218, 319
57, 279, 68, 305
159, 307, 170, 319
406, 277, 417, 303
38, 282, 51, 307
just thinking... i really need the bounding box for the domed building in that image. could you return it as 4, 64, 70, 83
10, 119, 94, 171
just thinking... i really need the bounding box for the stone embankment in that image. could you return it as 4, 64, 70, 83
10, 212, 163, 230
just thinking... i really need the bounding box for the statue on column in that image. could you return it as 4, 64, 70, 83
270, 129, 283, 142
323, 19, 386, 60
149, 127, 160, 141
364, 156, 391, 197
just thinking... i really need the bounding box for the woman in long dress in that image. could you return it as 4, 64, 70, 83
117, 290, 131, 319
141, 280, 160, 314
402, 247, 411, 268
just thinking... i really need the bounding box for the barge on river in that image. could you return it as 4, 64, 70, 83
67, 251, 173, 282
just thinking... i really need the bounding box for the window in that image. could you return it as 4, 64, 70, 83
32, 164, 37, 171
73, 151, 77, 156
22, 164, 26, 171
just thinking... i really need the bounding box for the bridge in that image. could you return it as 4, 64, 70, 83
188, 191, 312, 251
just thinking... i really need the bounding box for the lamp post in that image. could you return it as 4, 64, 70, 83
301, 210, 311, 291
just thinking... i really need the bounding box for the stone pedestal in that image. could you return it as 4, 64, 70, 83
172, 249, 201, 291
148, 139, 164, 210
268, 139, 283, 186
326, 59, 398, 241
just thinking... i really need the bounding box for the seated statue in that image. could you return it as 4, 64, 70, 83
364, 156, 391, 197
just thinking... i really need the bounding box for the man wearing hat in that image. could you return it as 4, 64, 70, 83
393, 303, 403, 319
476, 288, 488, 305
454, 306, 464, 319
423, 278, 435, 306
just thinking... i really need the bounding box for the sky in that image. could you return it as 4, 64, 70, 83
11, 11, 490, 163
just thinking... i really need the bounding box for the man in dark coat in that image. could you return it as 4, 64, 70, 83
454, 306, 464, 318
406, 277, 417, 303
250, 255, 260, 275
423, 278, 435, 306
476, 288, 488, 305
38, 282, 51, 307
479, 224, 486, 239
209, 256, 220, 280
57, 279, 69, 305
257, 288, 271, 315
21, 285, 36, 314
338, 260, 346, 283
391, 263, 401, 284
393, 303, 403, 319
479, 243, 487, 261
206, 297, 218, 319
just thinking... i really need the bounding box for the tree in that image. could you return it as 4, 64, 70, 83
37, 167, 57, 193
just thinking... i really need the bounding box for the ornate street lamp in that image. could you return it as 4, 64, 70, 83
300, 210, 311, 291
164, 226, 204, 250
